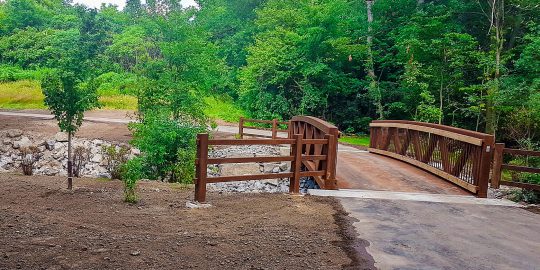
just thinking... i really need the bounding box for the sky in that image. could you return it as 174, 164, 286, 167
71, 0, 197, 10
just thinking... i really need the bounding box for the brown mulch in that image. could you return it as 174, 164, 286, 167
0, 173, 373, 270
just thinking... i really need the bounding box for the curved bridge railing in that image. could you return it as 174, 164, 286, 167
369, 120, 494, 197
290, 116, 339, 190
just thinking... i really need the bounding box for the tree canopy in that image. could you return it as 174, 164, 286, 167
0, 0, 539, 147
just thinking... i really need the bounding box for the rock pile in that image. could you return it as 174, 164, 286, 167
0, 129, 137, 178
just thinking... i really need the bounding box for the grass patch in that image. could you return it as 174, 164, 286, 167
99, 95, 137, 110
339, 135, 370, 147
204, 96, 247, 123
0, 80, 138, 110
0, 80, 46, 109
1, 80, 246, 123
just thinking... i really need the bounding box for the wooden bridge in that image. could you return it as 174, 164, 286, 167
194, 116, 539, 202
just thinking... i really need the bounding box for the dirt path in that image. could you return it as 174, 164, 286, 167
0, 173, 373, 269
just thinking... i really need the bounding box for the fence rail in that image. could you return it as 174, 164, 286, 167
491, 143, 540, 191
238, 117, 290, 139
369, 120, 494, 197
194, 133, 335, 202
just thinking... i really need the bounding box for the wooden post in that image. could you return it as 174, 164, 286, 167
195, 133, 209, 202
239, 117, 244, 139
324, 134, 337, 189
289, 134, 303, 193
491, 143, 505, 189
272, 119, 278, 139
477, 136, 495, 198
67, 132, 73, 190
369, 126, 375, 148
288, 121, 293, 139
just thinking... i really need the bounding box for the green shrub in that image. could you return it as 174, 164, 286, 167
94, 72, 138, 96
203, 95, 247, 123
508, 189, 540, 204
0, 65, 56, 82
121, 157, 144, 203
129, 111, 205, 183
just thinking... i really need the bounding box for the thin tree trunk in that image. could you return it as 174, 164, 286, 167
439, 68, 444, 125
67, 132, 73, 190
366, 0, 383, 119
485, 0, 504, 135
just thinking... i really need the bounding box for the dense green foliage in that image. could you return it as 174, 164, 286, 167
1, 0, 539, 148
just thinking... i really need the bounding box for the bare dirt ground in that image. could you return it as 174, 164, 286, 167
0, 173, 373, 270
0, 109, 236, 143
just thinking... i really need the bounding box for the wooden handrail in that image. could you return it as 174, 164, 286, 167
369, 120, 494, 197
491, 143, 540, 191
239, 117, 291, 140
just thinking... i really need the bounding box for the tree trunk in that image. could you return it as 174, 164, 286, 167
439, 68, 444, 125
366, 0, 383, 119
485, 0, 504, 135
67, 132, 73, 190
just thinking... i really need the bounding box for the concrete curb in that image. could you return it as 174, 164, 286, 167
308, 189, 522, 207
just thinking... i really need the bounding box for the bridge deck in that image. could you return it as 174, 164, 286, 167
336, 149, 470, 195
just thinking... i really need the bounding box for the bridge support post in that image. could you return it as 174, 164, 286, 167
195, 133, 208, 203
324, 134, 337, 189
290, 134, 303, 193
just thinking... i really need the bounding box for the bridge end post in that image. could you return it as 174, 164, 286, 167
289, 134, 302, 194
324, 134, 337, 190
477, 136, 495, 198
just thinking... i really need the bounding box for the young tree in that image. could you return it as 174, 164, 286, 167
41, 72, 99, 190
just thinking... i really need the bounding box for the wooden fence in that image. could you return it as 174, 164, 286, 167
194, 132, 336, 202
491, 143, 540, 191
369, 120, 494, 197
238, 117, 290, 139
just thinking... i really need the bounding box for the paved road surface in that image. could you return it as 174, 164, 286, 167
338, 197, 540, 270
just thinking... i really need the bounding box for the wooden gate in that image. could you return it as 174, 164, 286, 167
369, 120, 494, 197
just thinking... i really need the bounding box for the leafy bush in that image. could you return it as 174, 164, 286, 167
0, 65, 55, 82
121, 157, 144, 203
94, 72, 138, 96
508, 189, 539, 204
129, 111, 205, 183
203, 95, 247, 123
